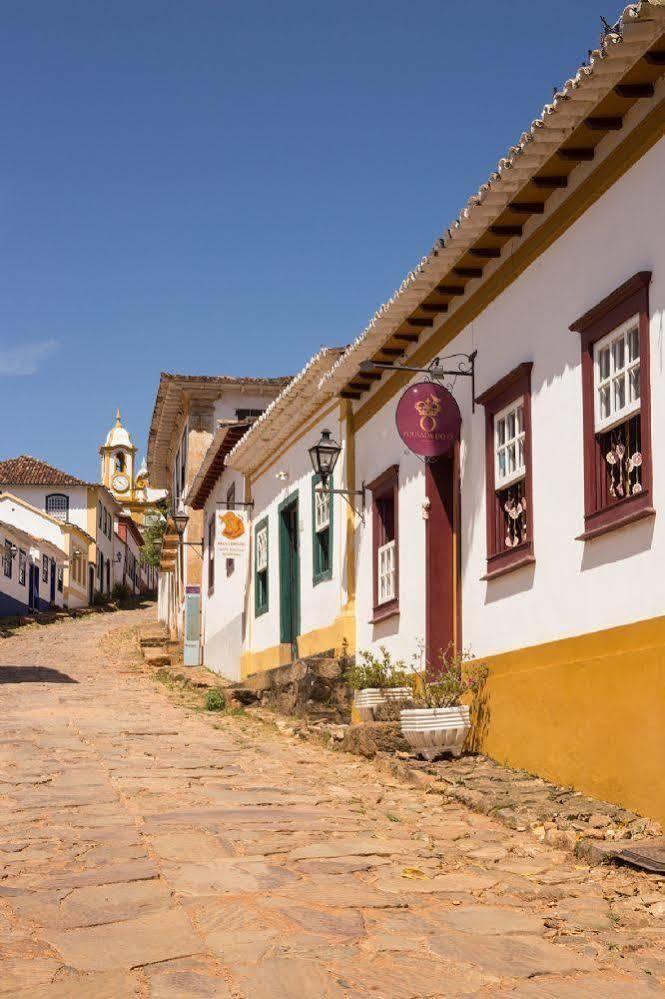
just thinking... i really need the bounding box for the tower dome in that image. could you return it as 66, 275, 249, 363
104, 409, 134, 450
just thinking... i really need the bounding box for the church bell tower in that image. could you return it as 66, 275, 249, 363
100, 410, 137, 501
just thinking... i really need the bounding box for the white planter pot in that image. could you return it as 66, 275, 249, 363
353, 687, 412, 722
400, 706, 471, 761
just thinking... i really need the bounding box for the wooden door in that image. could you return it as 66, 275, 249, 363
425, 448, 460, 675
279, 496, 300, 658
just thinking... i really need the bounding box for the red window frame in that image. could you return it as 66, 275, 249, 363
570, 271, 654, 541
477, 362, 535, 580
368, 465, 399, 622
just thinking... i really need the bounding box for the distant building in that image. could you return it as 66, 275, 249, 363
0, 457, 119, 603
100, 410, 167, 529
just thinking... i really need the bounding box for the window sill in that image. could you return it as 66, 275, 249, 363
577, 495, 655, 541
482, 544, 535, 581
370, 600, 400, 624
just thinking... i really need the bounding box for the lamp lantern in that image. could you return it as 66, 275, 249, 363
173, 500, 190, 537
308, 428, 341, 486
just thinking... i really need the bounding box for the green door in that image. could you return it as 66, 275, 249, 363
279, 493, 300, 658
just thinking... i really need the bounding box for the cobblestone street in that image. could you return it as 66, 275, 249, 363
1, 608, 664, 997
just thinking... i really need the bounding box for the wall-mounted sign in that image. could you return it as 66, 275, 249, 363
216, 509, 248, 558
396, 382, 461, 458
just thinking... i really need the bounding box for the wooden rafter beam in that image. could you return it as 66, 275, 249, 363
532, 176, 568, 189
585, 116, 623, 130
469, 248, 501, 259
436, 285, 465, 296
510, 202, 546, 214
348, 381, 369, 392
341, 390, 361, 400
490, 225, 522, 237
615, 82, 655, 98
419, 304, 448, 314
454, 266, 483, 278
407, 317, 434, 328
380, 347, 403, 357
558, 147, 595, 161
357, 370, 381, 380
644, 51, 665, 66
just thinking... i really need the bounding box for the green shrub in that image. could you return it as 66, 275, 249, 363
205, 688, 226, 711
345, 646, 410, 691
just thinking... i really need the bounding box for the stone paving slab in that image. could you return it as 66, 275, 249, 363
2, 607, 665, 996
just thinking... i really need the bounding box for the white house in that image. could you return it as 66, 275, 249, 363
0, 514, 68, 616
0, 456, 120, 603
186, 349, 350, 680
179, 3, 665, 825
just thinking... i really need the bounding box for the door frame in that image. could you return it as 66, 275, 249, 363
425, 441, 461, 674
278, 491, 300, 657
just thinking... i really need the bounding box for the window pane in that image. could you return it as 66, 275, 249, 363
507, 443, 516, 474
496, 418, 505, 446
628, 327, 640, 363
598, 384, 610, 421
598, 347, 610, 382
612, 337, 625, 373
506, 412, 516, 440
517, 438, 524, 470
629, 364, 641, 403
516, 406, 524, 434
613, 374, 626, 412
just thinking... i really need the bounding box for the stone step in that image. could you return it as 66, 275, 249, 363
142, 646, 172, 668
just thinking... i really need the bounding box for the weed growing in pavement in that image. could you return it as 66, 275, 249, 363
205, 688, 226, 711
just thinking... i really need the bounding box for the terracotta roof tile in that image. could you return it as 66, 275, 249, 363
0, 456, 89, 487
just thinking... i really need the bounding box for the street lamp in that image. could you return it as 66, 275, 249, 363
172, 500, 203, 556
307, 429, 366, 511
173, 500, 189, 537
308, 429, 341, 486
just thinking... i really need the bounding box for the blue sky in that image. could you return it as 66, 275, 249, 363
0, 0, 614, 479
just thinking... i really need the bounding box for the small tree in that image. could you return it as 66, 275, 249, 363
140, 499, 169, 568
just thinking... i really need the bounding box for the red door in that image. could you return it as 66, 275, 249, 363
425, 446, 460, 675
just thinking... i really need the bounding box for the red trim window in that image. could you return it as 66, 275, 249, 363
368, 465, 399, 621
207, 514, 215, 594
477, 363, 535, 580
570, 272, 654, 541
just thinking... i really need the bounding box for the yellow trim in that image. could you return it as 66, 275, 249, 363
249, 399, 340, 484
354, 98, 665, 432
342, 400, 357, 611
475, 614, 665, 825
241, 613, 355, 679
240, 643, 292, 679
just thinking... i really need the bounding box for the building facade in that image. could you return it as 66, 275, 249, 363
147, 372, 289, 648
171, 5, 665, 824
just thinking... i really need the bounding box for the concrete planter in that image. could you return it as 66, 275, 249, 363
400, 706, 471, 761
353, 687, 412, 723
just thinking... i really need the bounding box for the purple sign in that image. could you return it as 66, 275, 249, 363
396, 382, 461, 458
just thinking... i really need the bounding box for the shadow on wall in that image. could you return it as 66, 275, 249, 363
580, 516, 655, 572
0, 666, 78, 684
483, 563, 536, 606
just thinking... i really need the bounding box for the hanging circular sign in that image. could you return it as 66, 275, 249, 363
396, 381, 461, 458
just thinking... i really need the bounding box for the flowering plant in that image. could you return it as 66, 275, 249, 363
345, 646, 411, 691
409, 643, 488, 708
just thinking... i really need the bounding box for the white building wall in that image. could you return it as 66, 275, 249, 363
247, 408, 347, 659
201, 468, 248, 680
0, 526, 32, 614
2, 485, 88, 531
354, 134, 665, 663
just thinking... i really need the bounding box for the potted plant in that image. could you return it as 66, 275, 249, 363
400, 645, 488, 760
346, 647, 412, 722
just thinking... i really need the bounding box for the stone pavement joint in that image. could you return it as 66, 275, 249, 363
1, 606, 665, 997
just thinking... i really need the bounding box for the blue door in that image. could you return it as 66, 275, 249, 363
50, 559, 56, 604
29, 564, 39, 611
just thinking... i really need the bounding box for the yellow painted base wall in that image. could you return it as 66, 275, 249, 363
474, 616, 665, 825
240, 612, 355, 681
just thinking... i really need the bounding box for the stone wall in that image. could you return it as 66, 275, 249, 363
231, 652, 352, 722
